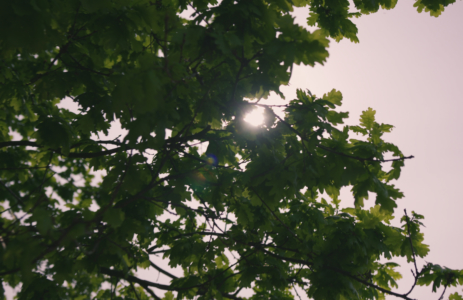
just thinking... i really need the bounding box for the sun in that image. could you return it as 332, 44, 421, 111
243, 106, 265, 126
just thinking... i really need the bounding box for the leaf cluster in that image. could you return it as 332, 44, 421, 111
0, 0, 461, 299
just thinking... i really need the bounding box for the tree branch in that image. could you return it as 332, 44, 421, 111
100, 266, 243, 299
0, 141, 38, 148
250, 187, 301, 242
0, 179, 25, 207
317, 144, 414, 163
68, 147, 123, 158
150, 261, 178, 279
330, 266, 417, 300
100, 267, 176, 291
438, 285, 447, 300
272, 112, 414, 163
130, 282, 142, 300
403, 209, 420, 297
261, 248, 418, 300
66, 53, 113, 76
0, 140, 125, 158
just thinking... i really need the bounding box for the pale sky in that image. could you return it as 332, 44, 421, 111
284, 2, 463, 298
245, 1, 463, 298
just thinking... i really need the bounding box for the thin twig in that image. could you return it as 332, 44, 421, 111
244, 102, 289, 108
318, 144, 414, 163
187, 1, 211, 25
250, 187, 301, 242
67, 54, 113, 76
272, 112, 414, 163
0, 166, 49, 171
0, 179, 25, 207
403, 209, 420, 297
438, 285, 447, 300
130, 282, 142, 300
404, 209, 419, 277
0, 140, 125, 158
149, 261, 178, 279
293, 283, 303, 300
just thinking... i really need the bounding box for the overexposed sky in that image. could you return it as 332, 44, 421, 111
282, 2, 463, 298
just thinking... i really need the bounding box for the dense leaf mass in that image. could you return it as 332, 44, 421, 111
0, 0, 462, 299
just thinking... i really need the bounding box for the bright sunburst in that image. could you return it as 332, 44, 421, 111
243, 106, 265, 126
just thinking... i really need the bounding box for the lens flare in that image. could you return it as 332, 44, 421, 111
206, 154, 218, 166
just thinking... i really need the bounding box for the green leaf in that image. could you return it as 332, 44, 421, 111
34, 118, 72, 155
163, 291, 174, 300
103, 208, 125, 228
322, 89, 343, 106
360, 107, 376, 130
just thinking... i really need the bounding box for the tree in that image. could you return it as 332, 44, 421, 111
0, 0, 462, 299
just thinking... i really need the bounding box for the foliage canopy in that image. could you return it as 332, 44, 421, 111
1, 0, 462, 299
